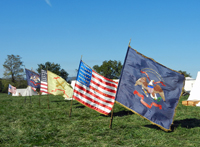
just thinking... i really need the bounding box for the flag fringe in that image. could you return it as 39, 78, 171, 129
115, 101, 171, 132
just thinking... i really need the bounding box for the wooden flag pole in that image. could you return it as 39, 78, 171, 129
39, 94, 41, 107
69, 98, 73, 117
47, 69, 50, 109
128, 38, 131, 47
48, 95, 50, 109
69, 55, 82, 117
39, 66, 42, 107
109, 102, 115, 129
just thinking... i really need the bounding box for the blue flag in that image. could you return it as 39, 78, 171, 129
115, 46, 185, 131
25, 69, 40, 88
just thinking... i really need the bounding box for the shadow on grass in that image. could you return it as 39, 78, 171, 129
75, 105, 85, 108
144, 118, 200, 132
101, 110, 134, 117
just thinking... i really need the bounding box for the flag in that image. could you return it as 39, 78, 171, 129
25, 69, 40, 88
31, 87, 36, 91
72, 60, 118, 115
48, 70, 73, 98
40, 69, 48, 94
115, 46, 185, 131
8, 84, 16, 94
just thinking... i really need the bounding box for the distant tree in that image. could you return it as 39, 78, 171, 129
3, 55, 24, 83
93, 60, 123, 79
0, 78, 3, 92
37, 62, 69, 80
178, 70, 191, 77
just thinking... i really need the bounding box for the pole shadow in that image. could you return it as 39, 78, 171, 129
100, 110, 134, 117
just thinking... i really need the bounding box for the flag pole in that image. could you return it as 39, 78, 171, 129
128, 38, 131, 47
109, 102, 115, 129
69, 55, 82, 117
24, 66, 27, 104
39, 66, 42, 107
47, 69, 50, 109
69, 97, 73, 117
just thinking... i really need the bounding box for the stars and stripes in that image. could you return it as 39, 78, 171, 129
40, 69, 48, 93
8, 84, 16, 94
73, 60, 118, 115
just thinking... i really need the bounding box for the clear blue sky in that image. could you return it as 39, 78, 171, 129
0, 0, 199, 79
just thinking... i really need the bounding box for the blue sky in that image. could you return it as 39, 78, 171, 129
0, 0, 199, 79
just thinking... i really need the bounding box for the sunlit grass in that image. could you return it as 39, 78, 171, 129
0, 93, 200, 146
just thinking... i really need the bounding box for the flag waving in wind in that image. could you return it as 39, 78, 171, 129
40, 69, 48, 94
48, 70, 73, 98
8, 84, 16, 94
25, 69, 40, 88
72, 60, 118, 115
115, 46, 185, 131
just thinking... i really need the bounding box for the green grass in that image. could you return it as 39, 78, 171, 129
0, 93, 200, 146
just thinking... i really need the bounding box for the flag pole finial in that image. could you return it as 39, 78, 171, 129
128, 38, 131, 47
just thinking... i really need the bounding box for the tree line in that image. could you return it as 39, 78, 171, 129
0, 54, 191, 93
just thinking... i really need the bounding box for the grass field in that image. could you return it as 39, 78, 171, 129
0, 93, 200, 146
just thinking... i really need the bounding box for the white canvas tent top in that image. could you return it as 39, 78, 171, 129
187, 72, 200, 106
184, 77, 195, 93
12, 86, 38, 96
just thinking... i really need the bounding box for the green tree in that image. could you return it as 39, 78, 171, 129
0, 78, 3, 92
178, 70, 191, 77
37, 62, 69, 80
93, 60, 123, 79
3, 55, 24, 83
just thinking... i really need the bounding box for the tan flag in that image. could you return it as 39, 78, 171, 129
48, 70, 73, 98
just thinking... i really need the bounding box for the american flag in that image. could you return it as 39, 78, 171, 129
8, 84, 16, 94
40, 69, 48, 93
31, 87, 36, 91
72, 60, 118, 115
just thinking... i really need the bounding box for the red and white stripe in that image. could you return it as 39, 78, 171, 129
40, 69, 48, 94
8, 85, 16, 94
31, 87, 36, 91
40, 81, 48, 93
73, 70, 118, 115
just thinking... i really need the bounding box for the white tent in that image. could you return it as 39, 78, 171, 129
12, 86, 38, 96
187, 72, 200, 106
184, 77, 196, 93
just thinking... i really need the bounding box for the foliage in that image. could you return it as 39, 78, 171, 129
37, 62, 69, 80
93, 60, 123, 79
0, 79, 27, 93
3, 54, 24, 83
0, 93, 199, 146
178, 70, 191, 77
0, 79, 3, 92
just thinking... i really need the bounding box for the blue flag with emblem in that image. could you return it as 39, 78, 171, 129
115, 46, 185, 131
25, 69, 40, 88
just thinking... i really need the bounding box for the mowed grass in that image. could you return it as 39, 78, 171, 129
0, 93, 200, 146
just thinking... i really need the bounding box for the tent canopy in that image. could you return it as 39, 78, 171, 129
12, 86, 38, 96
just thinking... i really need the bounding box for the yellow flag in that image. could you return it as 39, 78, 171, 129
47, 71, 73, 98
